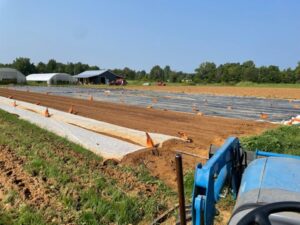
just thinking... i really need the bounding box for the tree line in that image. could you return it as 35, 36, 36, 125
114, 61, 300, 83
0, 57, 99, 76
1, 57, 300, 84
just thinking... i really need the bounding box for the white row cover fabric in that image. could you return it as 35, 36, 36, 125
26, 73, 76, 85
0, 97, 143, 159
0, 97, 177, 147
0, 97, 179, 159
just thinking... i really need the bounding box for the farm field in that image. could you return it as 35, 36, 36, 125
4, 86, 300, 122
0, 86, 288, 225
0, 88, 276, 189
125, 85, 300, 100
2, 1, 300, 224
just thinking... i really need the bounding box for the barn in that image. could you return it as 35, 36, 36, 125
0, 68, 26, 84
26, 73, 76, 85
74, 70, 124, 85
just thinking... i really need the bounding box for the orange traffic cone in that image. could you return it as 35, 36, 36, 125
192, 104, 199, 112
260, 113, 268, 119
68, 105, 75, 114
12, 101, 17, 107
44, 108, 50, 117
152, 98, 158, 103
146, 132, 155, 148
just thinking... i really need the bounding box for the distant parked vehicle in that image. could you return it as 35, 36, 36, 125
157, 81, 166, 86
109, 78, 127, 86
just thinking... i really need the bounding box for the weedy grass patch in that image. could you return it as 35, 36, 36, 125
241, 125, 300, 155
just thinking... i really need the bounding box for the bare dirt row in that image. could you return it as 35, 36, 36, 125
0, 88, 276, 187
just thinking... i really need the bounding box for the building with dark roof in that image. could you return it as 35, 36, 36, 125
74, 70, 123, 84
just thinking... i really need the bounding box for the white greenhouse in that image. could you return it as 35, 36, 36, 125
0, 68, 26, 84
26, 73, 77, 85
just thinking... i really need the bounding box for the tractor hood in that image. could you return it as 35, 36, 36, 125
234, 156, 300, 211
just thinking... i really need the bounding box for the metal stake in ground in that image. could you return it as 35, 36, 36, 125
176, 154, 186, 225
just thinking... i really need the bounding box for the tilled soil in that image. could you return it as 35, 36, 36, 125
0, 88, 276, 188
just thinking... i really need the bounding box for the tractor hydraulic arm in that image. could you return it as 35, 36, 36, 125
192, 137, 245, 225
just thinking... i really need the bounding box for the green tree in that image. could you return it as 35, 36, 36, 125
217, 63, 242, 83
163, 65, 171, 81
65, 62, 75, 75
46, 59, 57, 73
149, 65, 164, 81
295, 62, 300, 83
194, 62, 216, 83
74, 63, 84, 75
136, 70, 147, 80
281, 68, 295, 83
176, 71, 188, 82
111, 69, 123, 77
56, 63, 66, 73
89, 65, 100, 70
0, 63, 12, 69
168, 71, 178, 82
258, 65, 281, 83
12, 57, 36, 75
241, 60, 258, 82
122, 67, 136, 80
36, 62, 47, 73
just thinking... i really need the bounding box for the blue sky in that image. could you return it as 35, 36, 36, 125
0, 0, 299, 72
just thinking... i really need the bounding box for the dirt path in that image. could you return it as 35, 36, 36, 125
126, 86, 300, 100
0, 88, 276, 187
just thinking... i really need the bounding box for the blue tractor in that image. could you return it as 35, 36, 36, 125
176, 137, 300, 225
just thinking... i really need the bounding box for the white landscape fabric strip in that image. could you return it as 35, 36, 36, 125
0, 96, 178, 146
0, 102, 143, 160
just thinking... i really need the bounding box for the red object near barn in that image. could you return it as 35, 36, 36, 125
157, 81, 166, 86
110, 78, 127, 86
